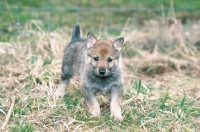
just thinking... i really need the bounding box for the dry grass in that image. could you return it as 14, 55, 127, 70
0, 18, 200, 132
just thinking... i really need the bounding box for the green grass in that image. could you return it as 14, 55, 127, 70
10, 122, 33, 132
1, 0, 200, 41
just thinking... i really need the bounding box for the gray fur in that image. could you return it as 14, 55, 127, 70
58, 25, 124, 121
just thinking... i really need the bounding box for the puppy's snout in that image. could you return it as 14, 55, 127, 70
99, 68, 106, 75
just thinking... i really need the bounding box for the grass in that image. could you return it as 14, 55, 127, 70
9, 122, 33, 132
0, 16, 200, 131
1, 0, 200, 41
1, 0, 200, 129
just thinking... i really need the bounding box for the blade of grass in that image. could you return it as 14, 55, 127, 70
180, 91, 186, 108
136, 80, 142, 95
160, 93, 169, 110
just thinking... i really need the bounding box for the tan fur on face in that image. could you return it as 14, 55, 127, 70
88, 39, 119, 70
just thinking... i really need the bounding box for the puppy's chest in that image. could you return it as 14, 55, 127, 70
96, 82, 111, 94
91, 77, 120, 94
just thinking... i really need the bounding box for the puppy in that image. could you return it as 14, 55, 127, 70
55, 25, 124, 121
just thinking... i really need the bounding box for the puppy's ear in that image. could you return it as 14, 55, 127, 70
87, 32, 97, 49
113, 37, 124, 51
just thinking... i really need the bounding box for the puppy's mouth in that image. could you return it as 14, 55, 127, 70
95, 74, 110, 78
94, 70, 110, 78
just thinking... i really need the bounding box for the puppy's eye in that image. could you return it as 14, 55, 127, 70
107, 57, 112, 62
94, 57, 99, 61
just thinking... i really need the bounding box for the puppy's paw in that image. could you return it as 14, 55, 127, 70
88, 106, 101, 118
54, 84, 66, 99
111, 112, 123, 122
111, 107, 123, 122
90, 112, 100, 118
110, 102, 123, 122
54, 89, 65, 99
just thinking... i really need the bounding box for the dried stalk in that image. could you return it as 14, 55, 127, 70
1, 96, 15, 131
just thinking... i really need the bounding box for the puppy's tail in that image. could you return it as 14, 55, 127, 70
71, 25, 80, 41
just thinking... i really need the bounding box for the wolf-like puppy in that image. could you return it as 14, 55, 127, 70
55, 25, 124, 121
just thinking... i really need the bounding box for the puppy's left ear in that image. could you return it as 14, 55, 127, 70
87, 32, 97, 49
113, 37, 124, 51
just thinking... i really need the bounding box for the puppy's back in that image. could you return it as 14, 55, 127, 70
62, 25, 87, 77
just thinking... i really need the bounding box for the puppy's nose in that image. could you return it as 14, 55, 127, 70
99, 68, 106, 75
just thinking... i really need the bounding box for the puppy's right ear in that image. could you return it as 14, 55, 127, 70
87, 32, 97, 49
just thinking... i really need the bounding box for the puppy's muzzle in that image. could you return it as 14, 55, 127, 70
94, 67, 110, 77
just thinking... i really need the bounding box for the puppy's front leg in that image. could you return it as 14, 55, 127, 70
110, 87, 123, 121
82, 88, 100, 117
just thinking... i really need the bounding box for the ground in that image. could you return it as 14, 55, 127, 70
0, 18, 200, 131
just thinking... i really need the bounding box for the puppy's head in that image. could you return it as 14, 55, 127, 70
87, 32, 124, 78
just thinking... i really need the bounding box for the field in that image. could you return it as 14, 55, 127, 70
0, 18, 200, 131
0, 0, 200, 132
1, 0, 200, 41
